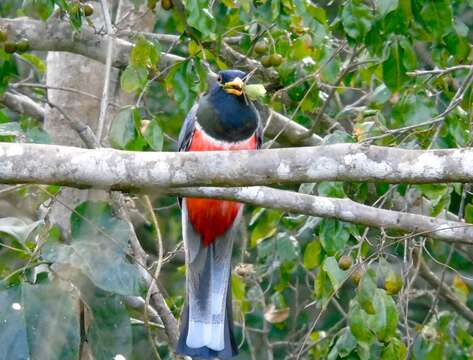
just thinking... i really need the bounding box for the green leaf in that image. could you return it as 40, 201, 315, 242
276, 233, 300, 263
314, 268, 332, 300
86, 291, 133, 360
120, 65, 148, 93
44, 242, 145, 296
341, 0, 373, 41
0, 282, 80, 360
109, 107, 140, 150
382, 38, 409, 92
307, 3, 327, 24
22, 0, 54, 20
377, 0, 398, 16
250, 208, 281, 246
322, 257, 348, 292
357, 268, 377, 314
369, 289, 398, 341
43, 201, 145, 296
415, 184, 449, 200
71, 201, 130, 248
399, 37, 416, 70
319, 218, 350, 256
186, 0, 216, 40
348, 299, 375, 343
323, 130, 354, 145
391, 93, 437, 128
381, 337, 407, 359
143, 120, 164, 151
318, 181, 346, 198
231, 274, 246, 302
327, 327, 357, 360
21, 282, 80, 360
303, 240, 322, 269
0, 217, 43, 243
130, 37, 159, 68
19, 54, 46, 74
166, 61, 197, 112
0, 286, 28, 360
419, 0, 452, 40
465, 204, 473, 224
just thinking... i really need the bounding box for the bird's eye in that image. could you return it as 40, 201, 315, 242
217, 75, 223, 83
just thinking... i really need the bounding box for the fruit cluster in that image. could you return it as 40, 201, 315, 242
253, 38, 283, 68
147, 0, 173, 10
0, 30, 29, 54
69, 2, 94, 17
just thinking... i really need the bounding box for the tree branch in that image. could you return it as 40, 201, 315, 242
0, 90, 45, 120
169, 186, 473, 245
1, 143, 473, 188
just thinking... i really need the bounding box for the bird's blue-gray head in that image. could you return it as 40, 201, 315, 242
211, 69, 247, 97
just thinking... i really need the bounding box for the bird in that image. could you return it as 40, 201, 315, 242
176, 69, 262, 359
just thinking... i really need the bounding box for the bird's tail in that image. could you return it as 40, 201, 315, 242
177, 202, 238, 359
176, 264, 237, 359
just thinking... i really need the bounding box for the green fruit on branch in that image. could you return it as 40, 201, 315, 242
338, 255, 352, 270
384, 271, 403, 295
147, 0, 158, 9
4, 42, 17, 54
261, 55, 272, 67
161, 0, 173, 10
254, 39, 269, 54
270, 53, 283, 66
82, 3, 94, 16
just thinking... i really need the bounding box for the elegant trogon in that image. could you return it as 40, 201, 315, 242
176, 70, 262, 359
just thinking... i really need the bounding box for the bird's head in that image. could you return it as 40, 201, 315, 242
215, 69, 246, 97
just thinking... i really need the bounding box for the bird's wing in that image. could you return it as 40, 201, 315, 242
177, 102, 199, 152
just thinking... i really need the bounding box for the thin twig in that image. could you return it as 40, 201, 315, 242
97, 0, 115, 142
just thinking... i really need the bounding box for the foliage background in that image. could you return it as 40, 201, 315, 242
1, 0, 473, 359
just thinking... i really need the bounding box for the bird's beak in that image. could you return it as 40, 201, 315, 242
223, 77, 244, 96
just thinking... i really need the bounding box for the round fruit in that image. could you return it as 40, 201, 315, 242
254, 39, 269, 54
4, 42, 17, 54
82, 3, 94, 16
147, 0, 158, 9
384, 271, 403, 295
0, 30, 7, 43
351, 267, 365, 286
338, 255, 352, 270
261, 55, 272, 68
16, 39, 29, 53
270, 53, 283, 66
161, 0, 173, 10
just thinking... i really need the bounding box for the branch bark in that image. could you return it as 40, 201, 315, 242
169, 186, 473, 245
0, 91, 45, 120
1, 143, 473, 188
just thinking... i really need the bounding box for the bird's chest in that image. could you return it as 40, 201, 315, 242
186, 126, 257, 246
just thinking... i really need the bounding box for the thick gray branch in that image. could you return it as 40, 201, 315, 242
170, 186, 473, 244
0, 91, 45, 120
0, 16, 180, 69
1, 143, 473, 188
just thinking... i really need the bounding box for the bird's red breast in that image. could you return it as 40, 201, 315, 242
185, 126, 257, 246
